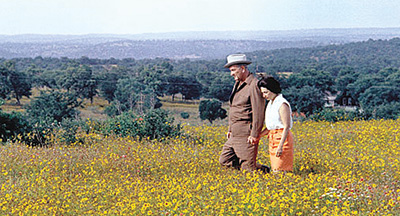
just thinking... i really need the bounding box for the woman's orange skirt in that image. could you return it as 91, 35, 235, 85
268, 128, 294, 171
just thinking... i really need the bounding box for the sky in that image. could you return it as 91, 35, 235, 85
1, 0, 400, 35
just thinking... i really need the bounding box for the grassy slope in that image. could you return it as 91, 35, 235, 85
1, 119, 399, 215
2, 93, 229, 126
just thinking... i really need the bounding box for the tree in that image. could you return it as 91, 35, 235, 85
334, 67, 360, 106
284, 86, 325, 115
98, 69, 120, 103
199, 99, 227, 123
335, 67, 359, 93
207, 73, 233, 102
165, 75, 202, 100
23, 91, 82, 146
378, 67, 399, 78
165, 75, 184, 101
347, 74, 384, 100
180, 76, 202, 100
0, 61, 32, 105
0, 65, 12, 99
286, 69, 336, 96
57, 64, 98, 103
196, 71, 217, 97
359, 85, 400, 108
25, 64, 44, 88
283, 69, 334, 115
112, 78, 160, 115
57, 66, 77, 91
384, 67, 400, 87
26, 91, 81, 125
368, 102, 400, 120
36, 69, 61, 89
113, 78, 144, 113
10, 70, 32, 105
345, 67, 400, 120
73, 65, 97, 103
139, 63, 171, 97
135, 87, 162, 114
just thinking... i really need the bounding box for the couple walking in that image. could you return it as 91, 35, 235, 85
219, 54, 294, 174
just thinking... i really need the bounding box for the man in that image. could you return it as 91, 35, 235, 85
219, 54, 270, 173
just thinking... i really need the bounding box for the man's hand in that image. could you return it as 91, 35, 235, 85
226, 132, 232, 139
247, 136, 259, 145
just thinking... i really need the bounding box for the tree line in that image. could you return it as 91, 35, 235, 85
1, 37, 400, 143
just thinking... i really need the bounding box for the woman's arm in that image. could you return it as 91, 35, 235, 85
257, 127, 269, 139
276, 103, 291, 157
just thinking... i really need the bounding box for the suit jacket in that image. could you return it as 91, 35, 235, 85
228, 73, 265, 139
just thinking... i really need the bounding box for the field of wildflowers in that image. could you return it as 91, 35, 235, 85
0, 119, 399, 215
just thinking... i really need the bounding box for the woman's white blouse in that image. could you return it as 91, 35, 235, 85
265, 94, 293, 130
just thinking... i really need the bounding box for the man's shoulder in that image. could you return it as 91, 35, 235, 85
245, 73, 258, 85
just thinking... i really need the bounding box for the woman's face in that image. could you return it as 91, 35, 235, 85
260, 87, 277, 101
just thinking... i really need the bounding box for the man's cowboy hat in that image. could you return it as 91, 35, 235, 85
224, 54, 252, 68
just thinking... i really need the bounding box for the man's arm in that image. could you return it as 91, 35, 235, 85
249, 79, 266, 138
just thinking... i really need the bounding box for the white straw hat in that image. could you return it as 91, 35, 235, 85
224, 54, 252, 68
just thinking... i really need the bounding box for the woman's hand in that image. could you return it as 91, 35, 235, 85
247, 136, 259, 145
276, 145, 283, 157
275, 103, 291, 158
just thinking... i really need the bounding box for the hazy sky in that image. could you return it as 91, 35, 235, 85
1, 0, 400, 35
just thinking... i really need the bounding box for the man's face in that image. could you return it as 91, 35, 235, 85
229, 65, 245, 82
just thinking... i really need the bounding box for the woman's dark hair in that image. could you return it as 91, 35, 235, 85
257, 76, 282, 94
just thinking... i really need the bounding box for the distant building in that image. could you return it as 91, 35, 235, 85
324, 90, 358, 110
334, 90, 358, 107
276, 72, 294, 78
255, 71, 294, 79
325, 92, 336, 108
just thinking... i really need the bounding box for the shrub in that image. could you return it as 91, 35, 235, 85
142, 109, 181, 140
22, 91, 82, 146
199, 99, 227, 123
363, 102, 400, 120
0, 111, 30, 143
26, 90, 81, 125
55, 119, 85, 145
101, 109, 181, 140
180, 112, 190, 119
104, 103, 119, 117
310, 108, 361, 122
101, 112, 145, 138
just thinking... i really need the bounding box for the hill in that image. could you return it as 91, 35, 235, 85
1, 28, 400, 60
248, 37, 400, 74
1, 119, 399, 214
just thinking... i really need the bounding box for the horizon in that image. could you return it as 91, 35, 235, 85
1, 27, 400, 37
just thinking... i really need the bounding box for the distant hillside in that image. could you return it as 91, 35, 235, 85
247, 37, 400, 74
0, 39, 321, 60
1, 28, 400, 42
1, 28, 400, 60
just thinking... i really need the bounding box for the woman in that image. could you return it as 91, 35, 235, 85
257, 76, 294, 173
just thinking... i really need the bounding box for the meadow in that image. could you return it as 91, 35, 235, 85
0, 117, 399, 215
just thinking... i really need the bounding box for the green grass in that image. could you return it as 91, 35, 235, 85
2, 93, 229, 126
160, 96, 229, 126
